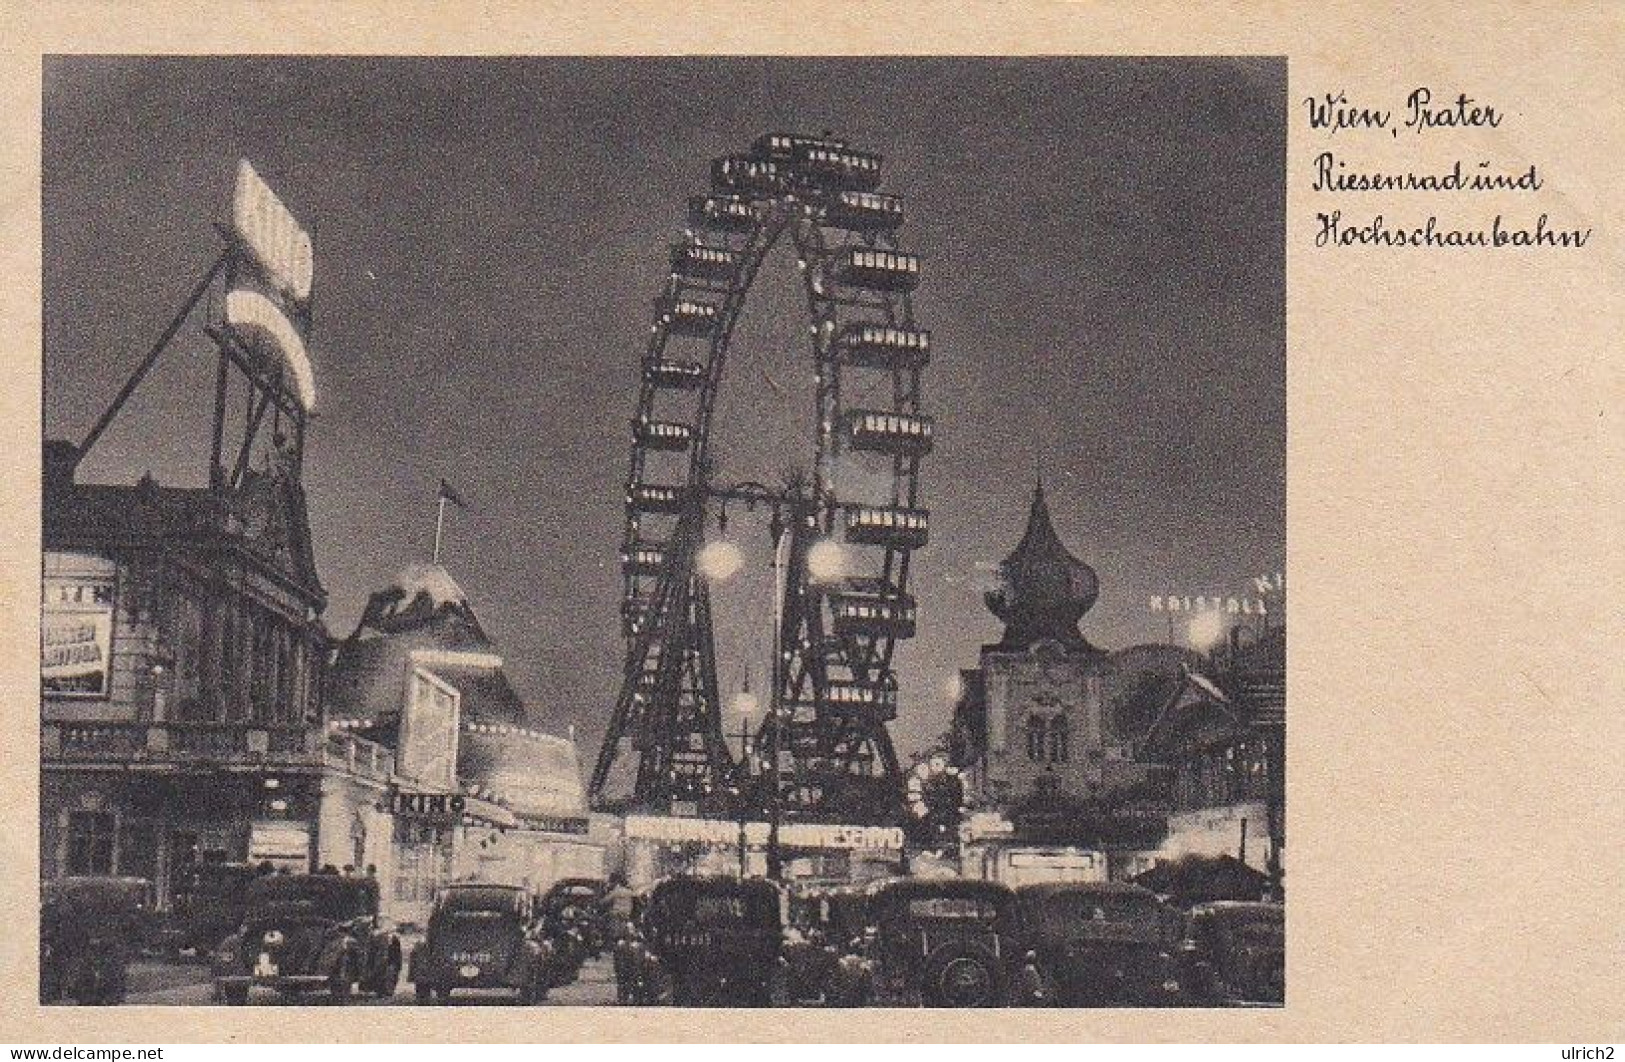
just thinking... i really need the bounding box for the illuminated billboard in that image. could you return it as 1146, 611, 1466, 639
399, 667, 460, 791
225, 288, 316, 410
231, 159, 314, 304
42, 552, 117, 698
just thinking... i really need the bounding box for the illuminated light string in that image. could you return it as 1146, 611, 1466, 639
224, 288, 316, 410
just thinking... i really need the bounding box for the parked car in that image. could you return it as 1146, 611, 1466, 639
639, 875, 782, 1006
1179, 901, 1284, 1006
538, 877, 608, 986
1007, 881, 1188, 1006
863, 877, 1017, 1007
167, 862, 258, 956
40, 876, 153, 1004
409, 883, 552, 1003
210, 873, 401, 1004
778, 886, 874, 1006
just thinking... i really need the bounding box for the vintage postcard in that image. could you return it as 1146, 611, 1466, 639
0, 0, 1620, 1046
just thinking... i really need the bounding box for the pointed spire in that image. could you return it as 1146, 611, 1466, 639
985, 480, 1101, 652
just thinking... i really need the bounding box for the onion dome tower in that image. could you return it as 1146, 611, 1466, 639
984, 481, 1101, 653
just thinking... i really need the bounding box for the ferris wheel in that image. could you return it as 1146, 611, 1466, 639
589, 132, 933, 823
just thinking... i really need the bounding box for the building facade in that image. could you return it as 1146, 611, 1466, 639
1142, 624, 1286, 882
41, 441, 331, 905
951, 484, 1207, 883
324, 562, 601, 926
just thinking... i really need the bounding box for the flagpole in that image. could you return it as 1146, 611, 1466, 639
433, 494, 448, 564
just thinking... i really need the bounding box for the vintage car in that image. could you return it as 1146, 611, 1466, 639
1006, 881, 1188, 1006
409, 883, 552, 1003
863, 877, 1017, 1007
211, 873, 401, 1004
40, 876, 154, 1004
167, 862, 258, 955
639, 875, 782, 1006
540, 879, 608, 952
538, 877, 608, 986
778, 886, 874, 1006
1179, 901, 1284, 1006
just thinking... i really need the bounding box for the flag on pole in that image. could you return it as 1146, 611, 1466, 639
438, 478, 469, 510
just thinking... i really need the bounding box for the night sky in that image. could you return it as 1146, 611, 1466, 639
43, 56, 1285, 762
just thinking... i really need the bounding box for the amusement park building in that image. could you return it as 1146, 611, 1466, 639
41, 437, 603, 924
40, 439, 338, 907
323, 563, 602, 926
950, 483, 1284, 886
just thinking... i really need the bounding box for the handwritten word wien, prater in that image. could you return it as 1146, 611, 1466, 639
1316, 212, 1591, 249
1305, 87, 1501, 137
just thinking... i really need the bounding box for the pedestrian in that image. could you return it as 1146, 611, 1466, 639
603, 872, 635, 924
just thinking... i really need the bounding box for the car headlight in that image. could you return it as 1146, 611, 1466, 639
1163, 979, 1181, 993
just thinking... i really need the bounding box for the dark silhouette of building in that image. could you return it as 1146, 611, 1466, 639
41, 440, 330, 904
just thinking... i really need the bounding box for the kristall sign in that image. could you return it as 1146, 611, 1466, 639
1149, 594, 1268, 616
231, 159, 314, 304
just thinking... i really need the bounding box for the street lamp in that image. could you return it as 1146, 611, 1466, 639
731, 675, 758, 878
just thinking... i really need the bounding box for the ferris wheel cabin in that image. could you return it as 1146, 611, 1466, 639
711, 155, 795, 196
687, 195, 759, 233
845, 409, 934, 457
834, 248, 922, 292
655, 296, 719, 337
634, 417, 694, 452
619, 542, 667, 577
843, 504, 930, 550
825, 191, 906, 233
751, 132, 849, 161
796, 144, 885, 192
670, 242, 740, 282
643, 358, 706, 390
834, 324, 931, 370
626, 483, 688, 516
828, 579, 919, 639
821, 679, 900, 721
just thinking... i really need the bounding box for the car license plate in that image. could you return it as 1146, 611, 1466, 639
459, 964, 481, 979
254, 953, 278, 977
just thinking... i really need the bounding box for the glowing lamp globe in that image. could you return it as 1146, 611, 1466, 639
697, 539, 745, 581
1188, 611, 1227, 652
806, 538, 850, 583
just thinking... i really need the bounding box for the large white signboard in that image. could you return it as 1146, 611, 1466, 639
41, 552, 117, 698
225, 288, 317, 410
624, 814, 904, 851
231, 159, 314, 304
399, 667, 460, 790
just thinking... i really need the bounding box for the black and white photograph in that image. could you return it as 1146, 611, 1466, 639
38, 55, 1284, 1009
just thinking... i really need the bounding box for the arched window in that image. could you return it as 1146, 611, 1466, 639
1048, 715, 1070, 764
1026, 715, 1047, 763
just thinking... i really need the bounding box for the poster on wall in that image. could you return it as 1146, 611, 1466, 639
248, 821, 312, 872
41, 552, 117, 698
